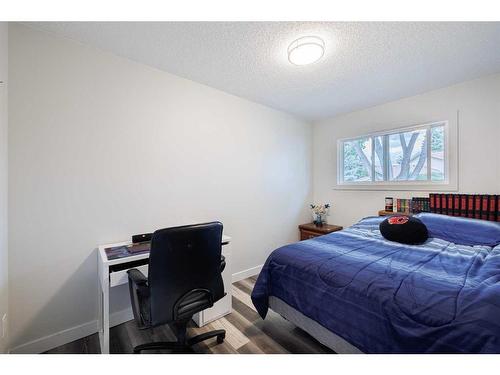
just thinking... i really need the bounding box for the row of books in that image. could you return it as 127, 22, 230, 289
411, 197, 430, 213
395, 198, 431, 214
396, 199, 411, 214
429, 194, 500, 222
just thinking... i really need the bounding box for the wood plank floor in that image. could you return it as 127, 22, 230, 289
45, 276, 334, 354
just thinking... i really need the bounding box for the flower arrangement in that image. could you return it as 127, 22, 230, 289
310, 203, 330, 227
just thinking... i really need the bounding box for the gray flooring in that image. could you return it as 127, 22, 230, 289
45, 276, 334, 354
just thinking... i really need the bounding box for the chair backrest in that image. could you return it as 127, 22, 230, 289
148, 221, 224, 325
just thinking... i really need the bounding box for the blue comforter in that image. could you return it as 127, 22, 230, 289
251, 216, 500, 353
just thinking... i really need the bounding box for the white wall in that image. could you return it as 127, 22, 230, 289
313, 73, 500, 227
0, 22, 8, 353
8, 24, 312, 351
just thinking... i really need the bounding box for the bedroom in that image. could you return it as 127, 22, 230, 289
1, 0, 500, 373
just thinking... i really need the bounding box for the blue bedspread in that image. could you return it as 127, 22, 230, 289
251, 216, 500, 353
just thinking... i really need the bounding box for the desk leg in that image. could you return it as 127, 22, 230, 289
97, 275, 110, 354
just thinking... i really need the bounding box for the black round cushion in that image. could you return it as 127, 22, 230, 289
379, 216, 428, 245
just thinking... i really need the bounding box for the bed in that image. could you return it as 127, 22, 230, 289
251, 213, 500, 353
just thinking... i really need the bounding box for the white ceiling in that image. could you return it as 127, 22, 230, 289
26, 22, 500, 121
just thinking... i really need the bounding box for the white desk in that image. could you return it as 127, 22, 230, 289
97, 235, 231, 354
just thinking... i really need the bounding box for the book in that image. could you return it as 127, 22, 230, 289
497, 196, 500, 222
488, 195, 499, 221
460, 194, 467, 217
481, 195, 490, 221
474, 195, 482, 219
424, 197, 430, 212
429, 193, 435, 213
436, 194, 441, 214
453, 195, 460, 216
444, 194, 450, 215
467, 195, 475, 218
447, 194, 453, 216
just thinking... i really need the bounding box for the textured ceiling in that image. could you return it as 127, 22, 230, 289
25, 22, 500, 121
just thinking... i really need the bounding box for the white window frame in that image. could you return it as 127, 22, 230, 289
337, 121, 450, 188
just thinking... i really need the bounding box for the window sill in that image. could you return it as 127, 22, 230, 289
333, 182, 457, 192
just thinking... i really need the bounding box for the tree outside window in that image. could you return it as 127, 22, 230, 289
340, 122, 446, 184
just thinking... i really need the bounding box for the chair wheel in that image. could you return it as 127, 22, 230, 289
217, 333, 225, 344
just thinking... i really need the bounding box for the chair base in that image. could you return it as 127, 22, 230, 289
133, 329, 226, 354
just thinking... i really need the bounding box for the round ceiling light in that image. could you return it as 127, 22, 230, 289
287, 36, 325, 66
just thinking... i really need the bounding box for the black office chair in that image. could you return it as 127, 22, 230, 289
127, 222, 226, 353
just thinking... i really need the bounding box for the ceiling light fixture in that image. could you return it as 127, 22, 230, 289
287, 36, 325, 66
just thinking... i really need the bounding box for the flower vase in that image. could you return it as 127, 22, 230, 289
314, 214, 323, 227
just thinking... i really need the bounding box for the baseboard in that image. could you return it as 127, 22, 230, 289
9, 320, 98, 354
110, 308, 134, 327
232, 264, 262, 283
10, 267, 263, 354
9, 308, 134, 354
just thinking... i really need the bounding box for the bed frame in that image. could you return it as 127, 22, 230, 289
269, 296, 363, 353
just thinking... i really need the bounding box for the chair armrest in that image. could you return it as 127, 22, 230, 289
220, 255, 226, 273
127, 268, 150, 329
128, 268, 148, 286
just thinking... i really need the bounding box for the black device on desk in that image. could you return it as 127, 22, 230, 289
132, 233, 153, 244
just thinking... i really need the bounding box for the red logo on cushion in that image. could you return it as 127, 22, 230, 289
388, 216, 409, 225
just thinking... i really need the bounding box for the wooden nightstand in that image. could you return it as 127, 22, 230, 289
378, 210, 412, 216
378, 210, 395, 216
298, 223, 343, 241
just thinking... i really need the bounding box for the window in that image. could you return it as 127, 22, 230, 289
338, 121, 447, 185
